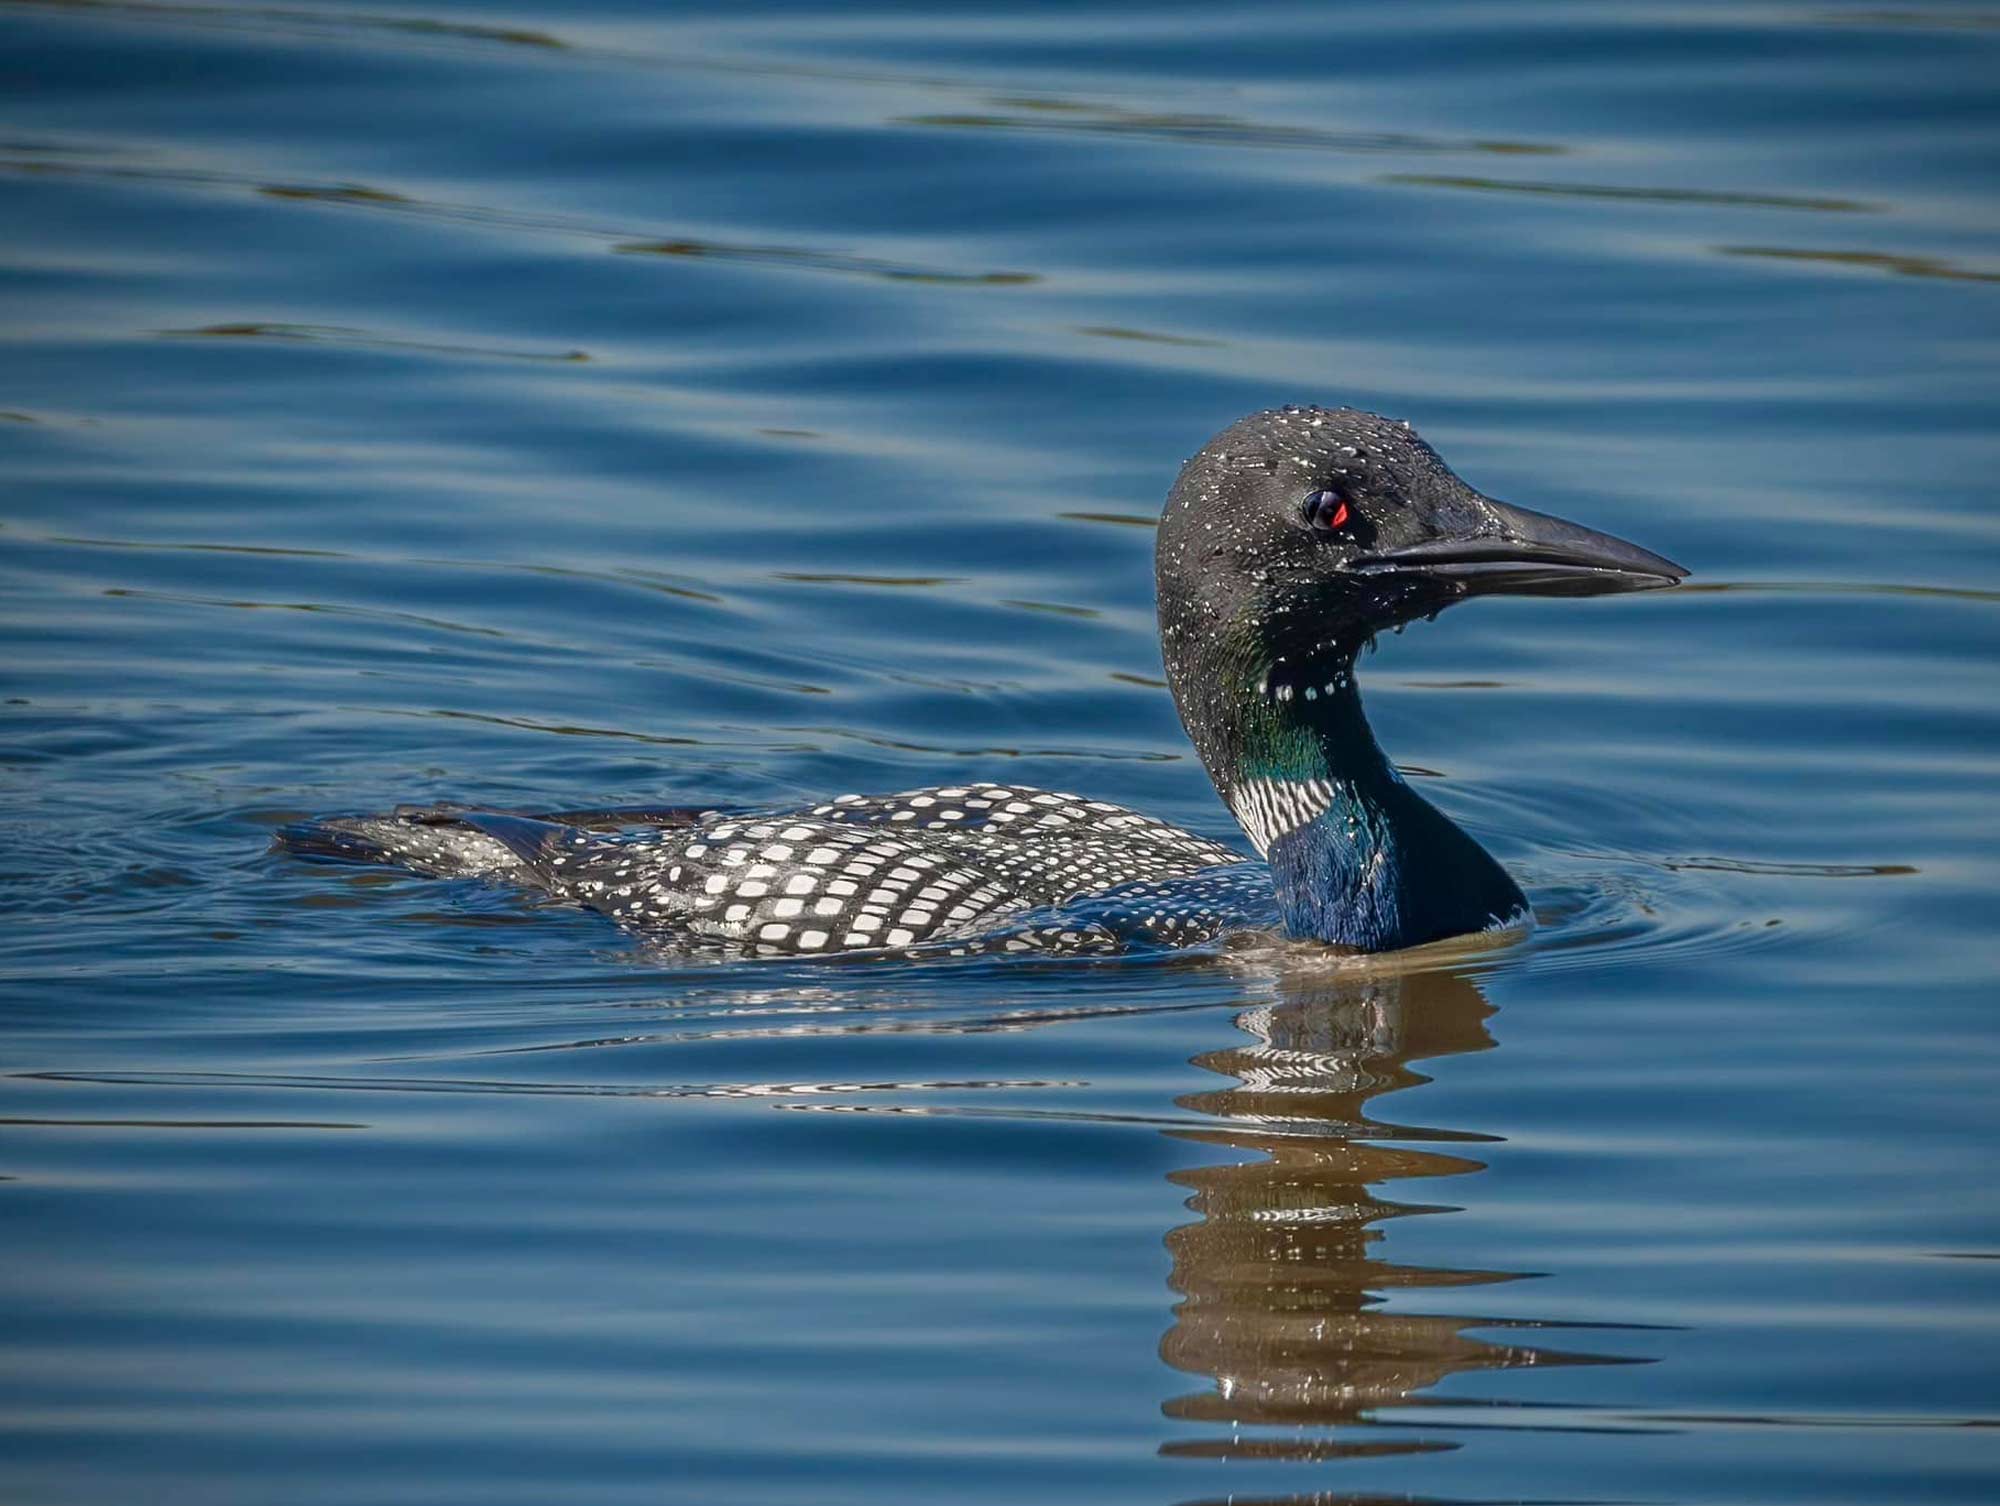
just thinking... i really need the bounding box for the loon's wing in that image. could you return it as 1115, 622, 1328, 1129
531, 804, 737, 830
797, 783, 1239, 861
891, 860, 1280, 958
276, 784, 1260, 957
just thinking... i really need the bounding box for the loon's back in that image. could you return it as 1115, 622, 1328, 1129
282, 784, 1269, 957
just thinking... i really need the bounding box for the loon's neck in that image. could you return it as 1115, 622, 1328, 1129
1204, 661, 1527, 951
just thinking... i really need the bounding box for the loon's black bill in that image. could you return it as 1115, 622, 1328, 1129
1354, 497, 1687, 598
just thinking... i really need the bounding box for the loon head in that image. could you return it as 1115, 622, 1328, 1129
1155, 405, 1686, 951
1156, 405, 1684, 672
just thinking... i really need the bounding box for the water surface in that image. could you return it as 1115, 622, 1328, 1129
3, 2, 1998, 1502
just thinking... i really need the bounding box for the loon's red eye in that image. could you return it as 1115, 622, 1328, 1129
1306, 490, 1350, 532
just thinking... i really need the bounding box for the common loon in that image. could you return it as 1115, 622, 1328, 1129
280, 407, 1685, 957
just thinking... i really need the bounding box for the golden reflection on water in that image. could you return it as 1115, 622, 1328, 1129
1160, 962, 1627, 1462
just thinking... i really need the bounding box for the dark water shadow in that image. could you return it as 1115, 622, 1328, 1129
159, 321, 591, 364
613, 237, 1035, 286
1383, 174, 1875, 214
1158, 963, 1644, 1464
1808, 8, 2000, 31
898, 96, 1562, 157
6, 0, 563, 49
1718, 245, 2000, 284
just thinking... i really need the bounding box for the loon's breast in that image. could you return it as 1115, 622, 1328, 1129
288, 784, 1270, 957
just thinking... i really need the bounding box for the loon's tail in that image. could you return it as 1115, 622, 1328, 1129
274, 802, 723, 882
274, 807, 540, 881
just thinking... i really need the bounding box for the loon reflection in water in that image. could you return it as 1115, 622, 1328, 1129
1160, 962, 1636, 1458
280, 407, 1686, 956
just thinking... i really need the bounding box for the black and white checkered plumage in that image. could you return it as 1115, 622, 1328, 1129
282, 406, 1683, 957
284, 784, 1270, 958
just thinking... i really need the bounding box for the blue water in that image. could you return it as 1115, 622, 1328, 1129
4, 2, 1999, 1501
